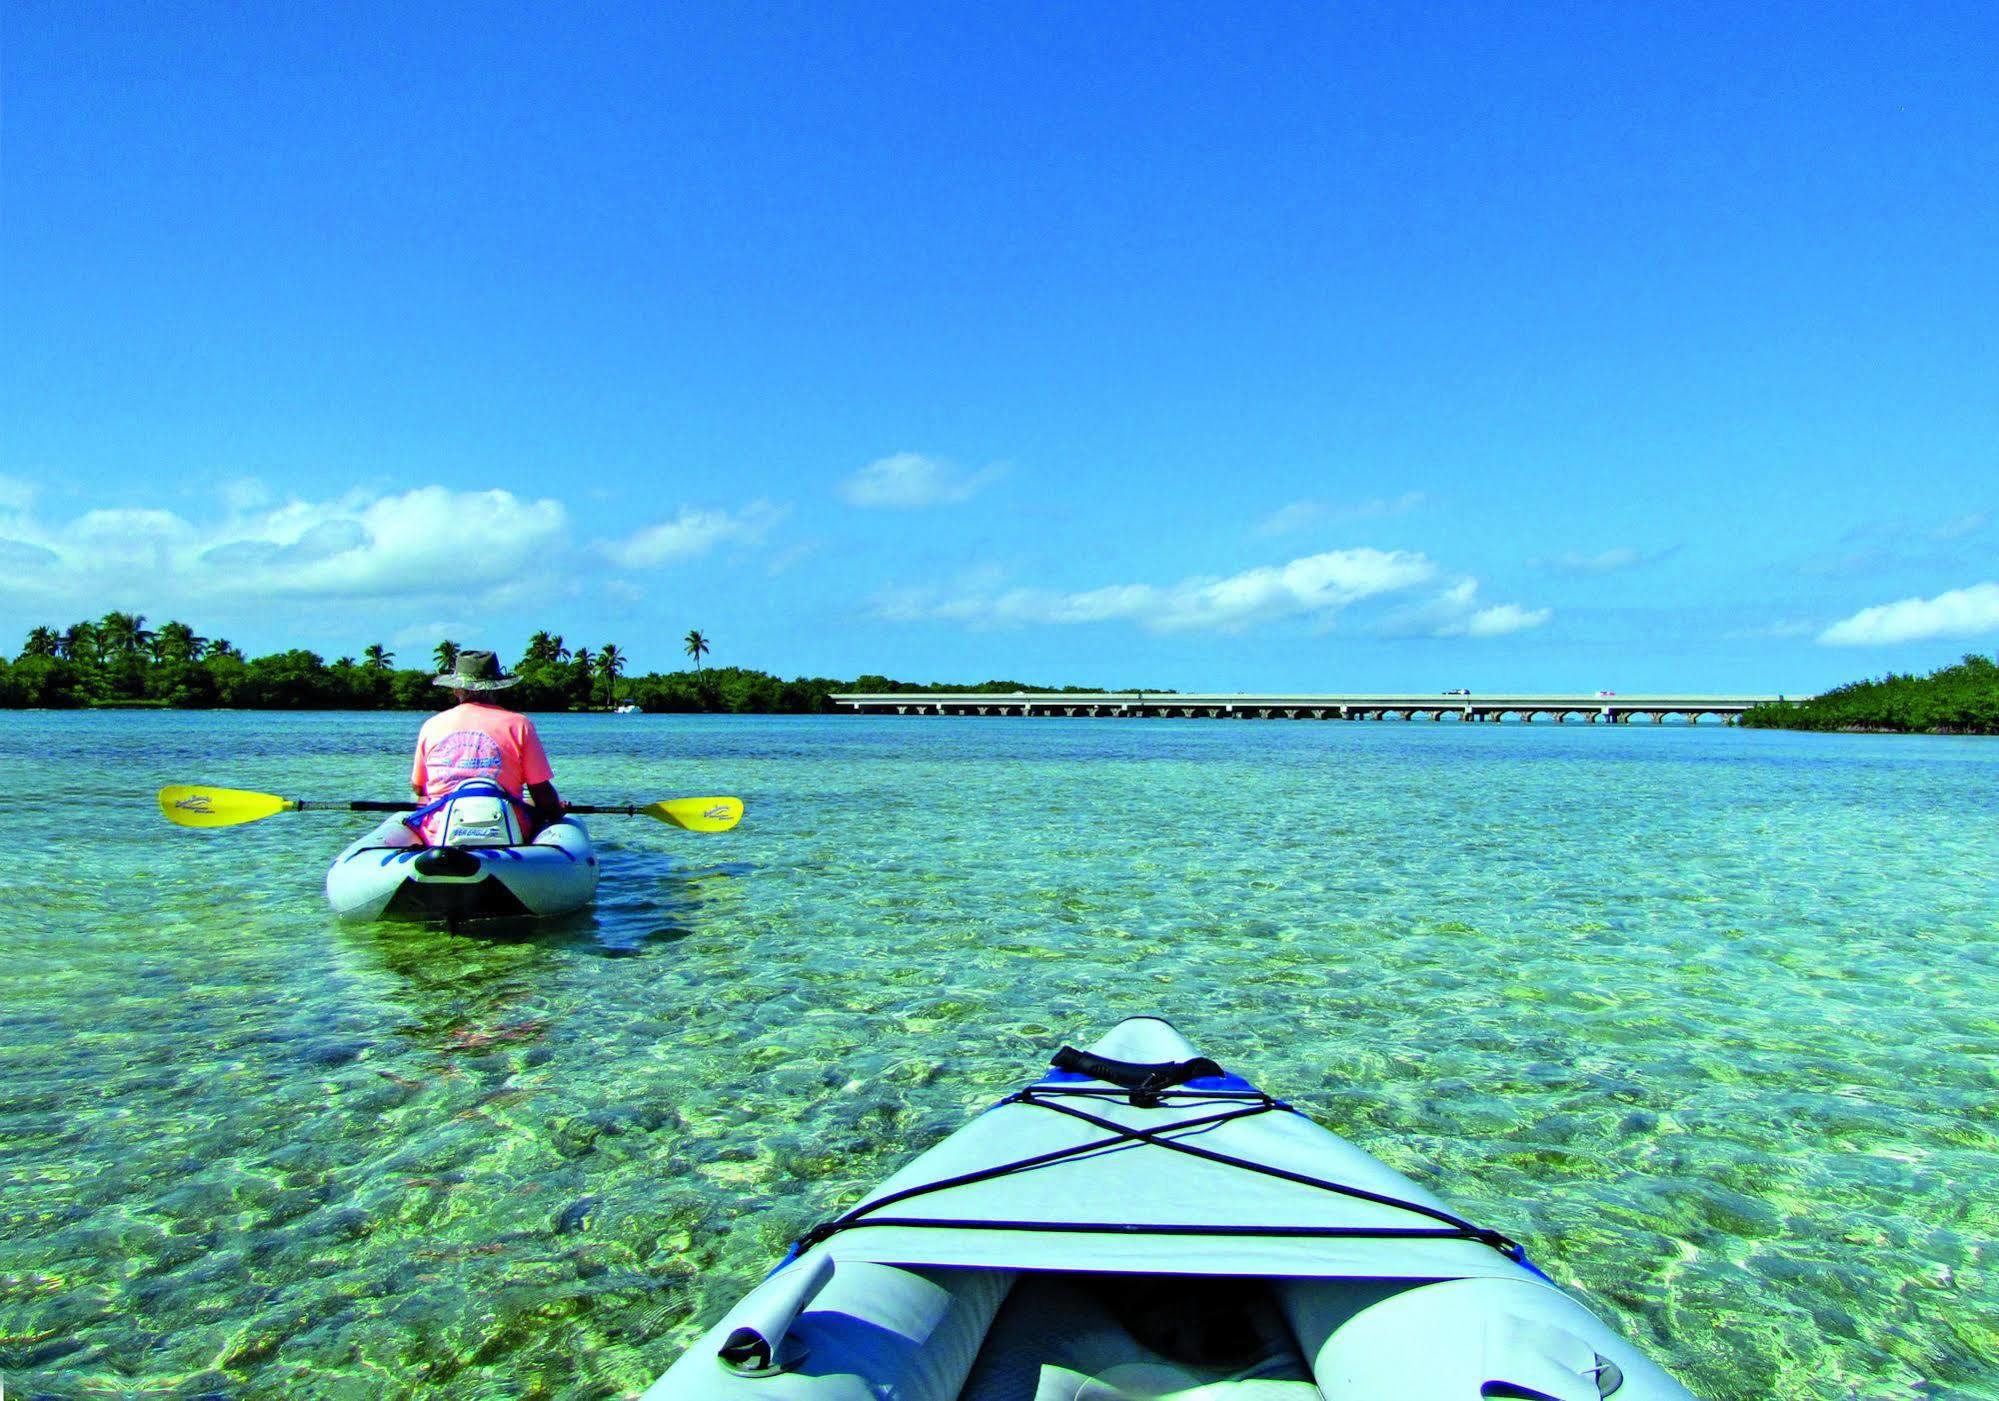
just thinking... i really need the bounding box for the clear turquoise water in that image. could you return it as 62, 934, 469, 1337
2, 712, 1995, 1400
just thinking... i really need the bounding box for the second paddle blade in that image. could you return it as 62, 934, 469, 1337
644, 796, 743, 832
157, 785, 294, 828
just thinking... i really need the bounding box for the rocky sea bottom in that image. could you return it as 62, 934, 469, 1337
1, 711, 1995, 1399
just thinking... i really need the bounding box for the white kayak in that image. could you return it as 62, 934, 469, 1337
646, 1016, 1697, 1401
323, 813, 598, 923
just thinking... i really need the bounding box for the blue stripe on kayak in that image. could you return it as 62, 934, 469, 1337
359, 843, 582, 867
1038, 1069, 1258, 1093
1203, 1074, 1258, 1093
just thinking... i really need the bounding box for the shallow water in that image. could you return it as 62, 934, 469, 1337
1, 711, 1994, 1399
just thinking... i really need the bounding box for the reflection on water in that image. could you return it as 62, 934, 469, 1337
0, 711, 1995, 1400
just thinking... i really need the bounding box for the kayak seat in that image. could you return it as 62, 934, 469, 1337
958, 1273, 1317, 1401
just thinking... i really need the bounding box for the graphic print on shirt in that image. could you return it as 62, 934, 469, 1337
425, 729, 506, 791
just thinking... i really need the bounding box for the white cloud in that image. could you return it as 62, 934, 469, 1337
1726, 618, 1820, 641
0, 483, 793, 623
0, 475, 39, 514
72, 508, 196, 578
602, 500, 784, 569
202, 518, 371, 572
218, 476, 274, 513
1533, 546, 1647, 574
1933, 511, 1989, 542
1456, 603, 1552, 637
1257, 501, 1326, 536
764, 541, 820, 578
241, 488, 565, 596
1379, 577, 1552, 639
0, 538, 60, 570
1805, 511, 1992, 576
876, 548, 1439, 634
1256, 493, 1425, 536
0, 484, 568, 606
840, 452, 999, 509
392, 620, 469, 649
1819, 582, 1999, 646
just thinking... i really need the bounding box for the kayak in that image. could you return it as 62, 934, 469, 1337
323, 814, 598, 923
644, 1016, 1696, 1401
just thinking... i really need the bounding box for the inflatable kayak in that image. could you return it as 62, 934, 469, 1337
323, 813, 598, 923
645, 1016, 1696, 1401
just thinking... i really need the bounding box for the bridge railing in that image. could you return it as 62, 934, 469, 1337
829, 692, 1794, 724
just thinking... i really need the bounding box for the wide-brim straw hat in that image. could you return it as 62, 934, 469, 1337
433, 649, 520, 691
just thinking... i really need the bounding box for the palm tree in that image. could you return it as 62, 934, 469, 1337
522, 631, 570, 667
334, 655, 357, 670
153, 620, 206, 665
684, 629, 710, 672
99, 611, 153, 658
363, 643, 394, 671
58, 622, 98, 662
21, 626, 59, 659
204, 638, 244, 662
433, 639, 460, 672
598, 643, 625, 707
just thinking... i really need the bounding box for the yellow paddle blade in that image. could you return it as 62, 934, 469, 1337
157, 785, 298, 828
642, 796, 743, 832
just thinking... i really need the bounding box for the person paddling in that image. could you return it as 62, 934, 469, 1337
410, 650, 565, 845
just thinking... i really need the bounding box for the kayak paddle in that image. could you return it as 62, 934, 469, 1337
157, 785, 743, 832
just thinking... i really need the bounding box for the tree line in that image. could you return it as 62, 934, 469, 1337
1742, 653, 1999, 734
0, 613, 1122, 712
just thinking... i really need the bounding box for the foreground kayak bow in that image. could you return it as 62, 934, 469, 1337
645, 1016, 1697, 1400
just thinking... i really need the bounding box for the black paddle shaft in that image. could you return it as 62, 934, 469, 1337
296, 800, 643, 814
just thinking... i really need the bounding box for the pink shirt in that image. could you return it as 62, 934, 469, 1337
411, 702, 554, 841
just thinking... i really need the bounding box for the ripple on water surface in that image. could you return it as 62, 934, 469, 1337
1, 712, 1995, 1399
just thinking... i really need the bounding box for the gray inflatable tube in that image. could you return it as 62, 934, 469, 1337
324, 813, 597, 922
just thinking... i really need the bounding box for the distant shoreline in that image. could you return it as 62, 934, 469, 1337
1742, 654, 1998, 736
14, 614, 1991, 730
4, 615, 1143, 714
19, 705, 1989, 733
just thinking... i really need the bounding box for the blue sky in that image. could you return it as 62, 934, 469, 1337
3, 2, 1994, 691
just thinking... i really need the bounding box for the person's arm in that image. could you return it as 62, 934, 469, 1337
411, 728, 429, 799
527, 779, 565, 826
517, 716, 562, 825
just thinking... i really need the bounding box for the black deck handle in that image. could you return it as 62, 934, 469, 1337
1050, 1046, 1226, 1101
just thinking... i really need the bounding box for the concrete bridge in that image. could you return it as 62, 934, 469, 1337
833, 692, 1790, 724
